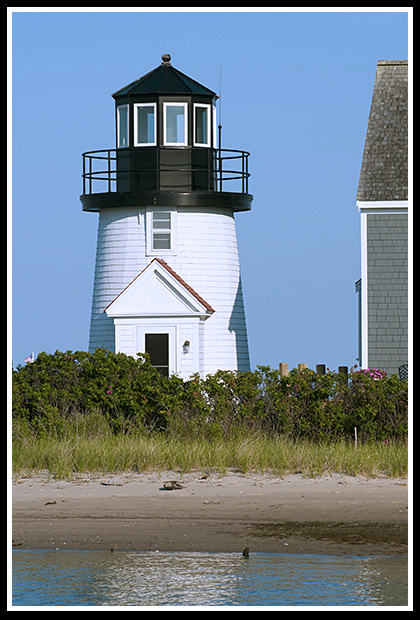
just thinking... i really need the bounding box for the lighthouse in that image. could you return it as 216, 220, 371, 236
81, 54, 253, 379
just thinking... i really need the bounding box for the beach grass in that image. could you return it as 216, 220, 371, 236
12, 430, 408, 480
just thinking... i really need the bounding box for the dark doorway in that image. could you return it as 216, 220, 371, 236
145, 333, 169, 377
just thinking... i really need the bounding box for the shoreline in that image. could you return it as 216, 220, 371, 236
12, 471, 409, 556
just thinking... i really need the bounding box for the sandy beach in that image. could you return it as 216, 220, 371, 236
12, 471, 409, 556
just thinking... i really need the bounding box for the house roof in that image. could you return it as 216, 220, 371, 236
112, 54, 217, 99
357, 60, 408, 202
105, 258, 215, 316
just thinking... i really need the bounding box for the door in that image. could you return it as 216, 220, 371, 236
145, 333, 169, 377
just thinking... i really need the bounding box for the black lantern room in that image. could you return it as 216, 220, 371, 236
81, 54, 252, 212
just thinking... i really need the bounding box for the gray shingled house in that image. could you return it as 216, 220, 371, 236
355, 60, 408, 376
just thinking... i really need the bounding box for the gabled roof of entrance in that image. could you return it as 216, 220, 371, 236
105, 258, 215, 318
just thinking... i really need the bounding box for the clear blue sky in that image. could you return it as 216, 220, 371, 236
10, 9, 410, 371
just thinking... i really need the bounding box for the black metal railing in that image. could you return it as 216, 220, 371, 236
82, 147, 250, 195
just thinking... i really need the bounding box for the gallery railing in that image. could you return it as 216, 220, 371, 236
81, 147, 250, 195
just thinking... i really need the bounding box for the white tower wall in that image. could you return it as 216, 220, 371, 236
88, 204, 250, 375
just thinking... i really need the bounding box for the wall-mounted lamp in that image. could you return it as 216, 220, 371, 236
183, 340, 190, 354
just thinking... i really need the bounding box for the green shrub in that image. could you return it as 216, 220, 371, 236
345, 371, 408, 441
12, 349, 178, 436
12, 350, 408, 443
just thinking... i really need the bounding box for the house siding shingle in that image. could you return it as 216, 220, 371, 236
367, 213, 408, 374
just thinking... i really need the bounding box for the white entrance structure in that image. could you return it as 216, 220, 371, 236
105, 258, 214, 378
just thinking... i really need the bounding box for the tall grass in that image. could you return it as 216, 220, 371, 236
12, 351, 408, 480
12, 425, 408, 480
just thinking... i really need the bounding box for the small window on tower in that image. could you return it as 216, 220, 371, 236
146, 207, 177, 255
152, 211, 171, 250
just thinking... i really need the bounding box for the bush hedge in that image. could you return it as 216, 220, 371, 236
12, 349, 408, 442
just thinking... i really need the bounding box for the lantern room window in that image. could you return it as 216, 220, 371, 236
117, 104, 129, 148
134, 103, 156, 146
194, 104, 211, 147
164, 102, 188, 146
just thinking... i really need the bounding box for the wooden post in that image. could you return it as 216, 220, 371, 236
298, 363, 308, 372
316, 364, 326, 375
338, 366, 348, 376
279, 362, 289, 377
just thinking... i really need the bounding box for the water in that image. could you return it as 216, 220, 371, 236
11, 549, 408, 608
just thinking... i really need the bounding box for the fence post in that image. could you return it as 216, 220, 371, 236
279, 362, 289, 377
298, 363, 308, 373
316, 364, 326, 375
338, 366, 348, 376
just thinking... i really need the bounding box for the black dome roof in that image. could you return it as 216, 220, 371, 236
112, 54, 217, 99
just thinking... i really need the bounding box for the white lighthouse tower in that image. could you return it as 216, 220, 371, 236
81, 54, 253, 379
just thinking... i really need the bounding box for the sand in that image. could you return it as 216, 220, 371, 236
12, 471, 409, 556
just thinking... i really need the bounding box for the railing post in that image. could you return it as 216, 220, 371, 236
88, 155, 92, 195
245, 153, 249, 193
82, 154, 86, 195
107, 150, 111, 193
130, 147, 133, 193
